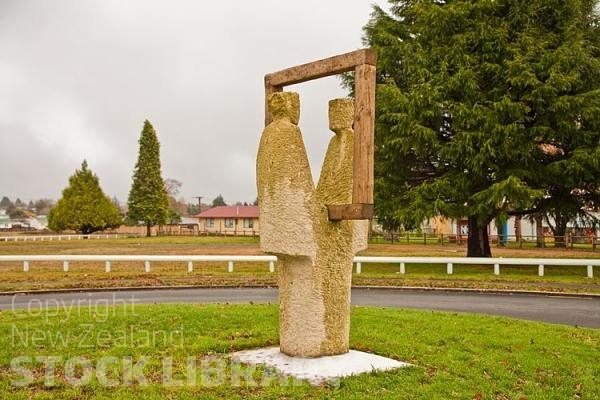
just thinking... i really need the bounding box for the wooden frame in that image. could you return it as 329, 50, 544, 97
264, 49, 377, 220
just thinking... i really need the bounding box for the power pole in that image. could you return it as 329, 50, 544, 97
192, 196, 203, 212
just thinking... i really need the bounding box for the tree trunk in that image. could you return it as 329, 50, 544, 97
146, 224, 152, 237
535, 214, 544, 248
467, 215, 492, 257
514, 215, 522, 243
554, 220, 568, 248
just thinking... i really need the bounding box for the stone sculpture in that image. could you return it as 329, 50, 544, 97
257, 92, 367, 357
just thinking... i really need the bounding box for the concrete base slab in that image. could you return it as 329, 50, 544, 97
232, 346, 410, 385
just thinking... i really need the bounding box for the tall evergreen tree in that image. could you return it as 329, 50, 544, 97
211, 194, 227, 207
127, 120, 170, 236
511, 0, 600, 247
362, 0, 600, 256
0, 196, 12, 210
48, 160, 121, 234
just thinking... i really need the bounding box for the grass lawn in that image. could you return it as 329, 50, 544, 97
0, 237, 599, 293
1, 303, 598, 399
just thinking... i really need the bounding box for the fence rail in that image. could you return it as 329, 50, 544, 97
354, 256, 596, 278
0, 255, 595, 278
0, 234, 142, 242
369, 232, 600, 249
0, 255, 277, 273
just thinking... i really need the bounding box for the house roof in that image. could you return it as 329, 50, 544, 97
196, 205, 259, 219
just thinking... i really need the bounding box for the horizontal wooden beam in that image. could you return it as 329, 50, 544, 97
327, 204, 374, 221
265, 49, 377, 88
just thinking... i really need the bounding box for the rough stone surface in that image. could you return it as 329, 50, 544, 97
257, 92, 316, 258
232, 347, 410, 386
256, 92, 368, 357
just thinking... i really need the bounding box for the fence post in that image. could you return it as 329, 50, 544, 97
105, 261, 111, 273
593, 237, 597, 251
145, 261, 151, 272
570, 234, 574, 250
447, 263, 453, 275
400, 262, 405, 274
587, 265, 594, 279
538, 264, 544, 277
63, 261, 69, 272
188, 261, 193, 273
228, 261, 234, 273
494, 263, 500, 275
424, 233, 427, 245
269, 261, 275, 273
23, 261, 29, 272
441, 233, 444, 245
356, 262, 362, 274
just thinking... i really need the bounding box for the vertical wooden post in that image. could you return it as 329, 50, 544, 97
353, 64, 376, 206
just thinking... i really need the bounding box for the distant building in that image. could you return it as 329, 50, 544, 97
0, 215, 48, 231
195, 205, 259, 236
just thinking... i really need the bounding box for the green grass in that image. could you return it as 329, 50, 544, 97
0, 237, 599, 293
1, 304, 598, 399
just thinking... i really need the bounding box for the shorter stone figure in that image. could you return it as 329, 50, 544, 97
312, 98, 368, 355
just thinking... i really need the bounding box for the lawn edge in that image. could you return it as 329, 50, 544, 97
1, 284, 599, 299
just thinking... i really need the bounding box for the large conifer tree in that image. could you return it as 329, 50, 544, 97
48, 160, 121, 234
127, 120, 169, 236
363, 0, 600, 256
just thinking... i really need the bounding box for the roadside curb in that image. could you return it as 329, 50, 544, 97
0, 285, 277, 296
352, 285, 600, 299
2, 285, 599, 299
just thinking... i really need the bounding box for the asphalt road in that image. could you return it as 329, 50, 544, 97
2, 287, 599, 328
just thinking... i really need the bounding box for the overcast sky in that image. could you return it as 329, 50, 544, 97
0, 0, 381, 206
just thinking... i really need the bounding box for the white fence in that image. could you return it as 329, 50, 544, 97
0, 234, 140, 242
354, 256, 596, 278
0, 255, 277, 273
0, 255, 595, 278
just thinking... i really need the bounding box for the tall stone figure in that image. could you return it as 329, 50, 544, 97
257, 92, 367, 357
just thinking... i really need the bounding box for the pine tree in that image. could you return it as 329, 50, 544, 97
211, 194, 226, 207
127, 120, 170, 236
510, 0, 600, 247
0, 196, 12, 210
48, 160, 121, 234
363, 0, 600, 256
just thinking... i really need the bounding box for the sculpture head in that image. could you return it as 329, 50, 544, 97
328, 98, 354, 134
268, 92, 300, 125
